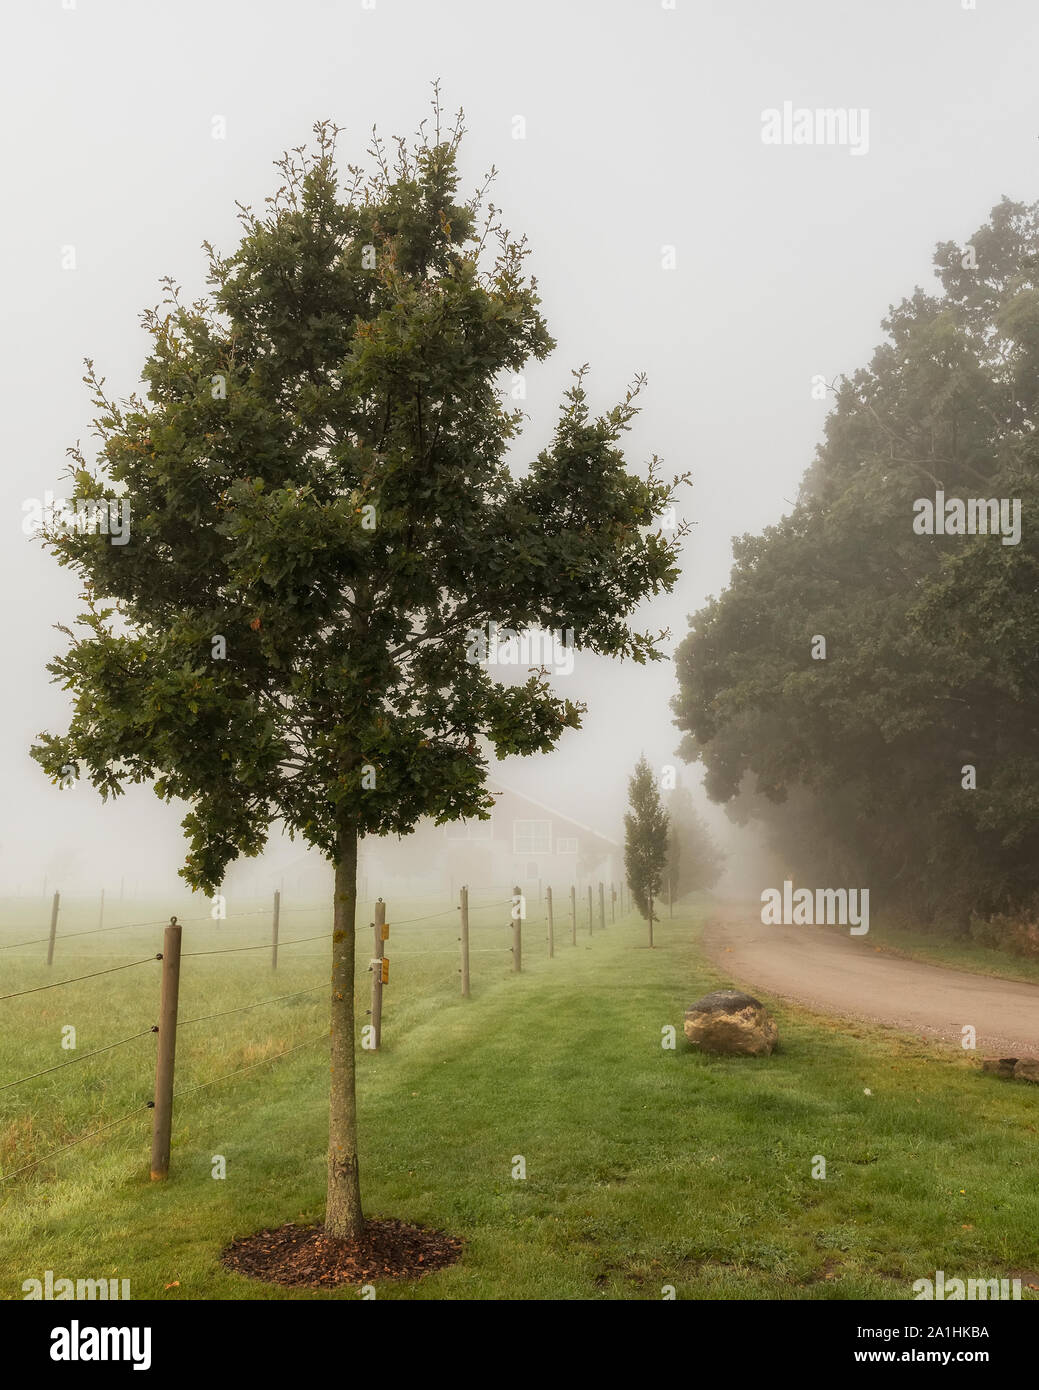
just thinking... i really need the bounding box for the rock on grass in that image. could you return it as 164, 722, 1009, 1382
684, 989, 778, 1057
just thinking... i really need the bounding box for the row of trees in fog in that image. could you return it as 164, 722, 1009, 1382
673, 198, 1039, 944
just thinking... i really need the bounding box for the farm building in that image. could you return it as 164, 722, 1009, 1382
431, 779, 622, 898
241, 779, 622, 904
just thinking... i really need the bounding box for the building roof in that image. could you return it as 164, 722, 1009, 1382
487, 777, 621, 849
255, 776, 620, 880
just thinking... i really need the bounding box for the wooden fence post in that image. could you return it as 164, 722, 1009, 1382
611, 883, 616, 923
598, 881, 606, 931
460, 885, 470, 998
47, 891, 60, 967
546, 886, 554, 958
271, 888, 280, 970
150, 915, 183, 1181
569, 885, 577, 946
370, 898, 386, 1050
512, 884, 522, 972
587, 885, 593, 936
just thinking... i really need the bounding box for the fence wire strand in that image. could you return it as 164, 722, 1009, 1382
0, 908, 269, 951
178, 985, 325, 1027
0, 955, 160, 1003
173, 1035, 325, 1101
0, 1029, 155, 1093
0, 1105, 152, 1183
181, 932, 330, 959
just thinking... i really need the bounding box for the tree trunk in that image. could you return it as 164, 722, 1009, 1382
648, 891, 654, 949
326, 820, 364, 1240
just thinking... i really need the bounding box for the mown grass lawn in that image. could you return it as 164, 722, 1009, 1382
867, 922, 1039, 987
1, 891, 1037, 1300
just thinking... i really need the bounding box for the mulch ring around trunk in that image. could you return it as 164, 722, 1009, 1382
220, 1218, 463, 1288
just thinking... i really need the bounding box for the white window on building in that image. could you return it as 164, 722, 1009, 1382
513, 819, 551, 854
556, 837, 578, 854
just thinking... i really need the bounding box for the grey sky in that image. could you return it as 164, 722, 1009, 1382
2, 0, 1037, 893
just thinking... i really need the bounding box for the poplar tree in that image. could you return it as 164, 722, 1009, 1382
31, 103, 688, 1240
624, 754, 670, 946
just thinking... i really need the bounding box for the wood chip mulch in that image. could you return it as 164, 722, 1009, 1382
220, 1218, 463, 1288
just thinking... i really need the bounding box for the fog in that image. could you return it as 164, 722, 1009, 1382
2, 0, 1037, 896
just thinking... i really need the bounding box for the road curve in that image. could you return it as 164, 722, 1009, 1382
702, 906, 1039, 1057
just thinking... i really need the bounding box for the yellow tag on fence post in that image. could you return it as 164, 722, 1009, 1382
381, 922, 390, 941
381, 958, 389, 984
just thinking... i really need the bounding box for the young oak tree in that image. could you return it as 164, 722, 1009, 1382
31, 106, 688, 1241
624, 754, 670, 947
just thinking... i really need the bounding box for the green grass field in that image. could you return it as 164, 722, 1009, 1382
1, 891, 1037, 1300
867, 922, 1039, 986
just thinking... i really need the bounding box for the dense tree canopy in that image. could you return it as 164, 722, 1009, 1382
674, 197, 1039, 939
36, 118, 685, 891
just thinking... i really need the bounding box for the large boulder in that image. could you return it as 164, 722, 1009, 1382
684, 989, 778, 1057
1013, 1058, 1039, 1084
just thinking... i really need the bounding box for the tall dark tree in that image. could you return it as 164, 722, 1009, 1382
673, 196, 1039, 941
624, 754, 669, 946
30, 104, 688, 1239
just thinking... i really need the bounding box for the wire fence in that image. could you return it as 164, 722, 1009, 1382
0, 877, 633, 1185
